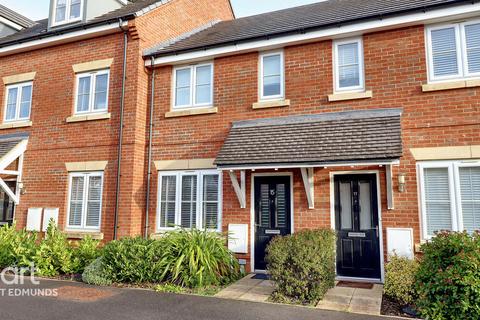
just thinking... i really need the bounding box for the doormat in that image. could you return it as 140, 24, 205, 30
337, 281, 374, 289
252, 273, 270, 280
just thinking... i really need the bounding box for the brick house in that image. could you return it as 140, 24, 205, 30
0, 0, 233, 239
143, 0, 480, 281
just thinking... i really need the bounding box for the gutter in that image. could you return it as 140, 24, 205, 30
144, 56, 156, 239
113, 18, 129, 240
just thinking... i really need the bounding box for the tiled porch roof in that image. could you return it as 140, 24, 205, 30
215, 108, 403, 167
0, 133, 29, 158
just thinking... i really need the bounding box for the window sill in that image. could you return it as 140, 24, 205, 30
0, 120, 32, 130
65, 231, 104, 240
421, 79, 480, 92
66, 113, 111, 123
165, 107, 217, 118
327, 90, 373, 102
252, 99, 290, 109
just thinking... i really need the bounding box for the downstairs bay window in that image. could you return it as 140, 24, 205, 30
67, 172, 103, 231
418, 161, 480, 239
157, 170, 222, 231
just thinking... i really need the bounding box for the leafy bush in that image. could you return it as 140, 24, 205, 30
384, 254, 418, 305
266, 229, 336, 305
102, 237, 166, 283
0, 223, 37, 268
415, 231, 480, 320
72, 236, 101, 274
159, 229, 241, 288
82, 258, 112, 286
34, 220, 73, 276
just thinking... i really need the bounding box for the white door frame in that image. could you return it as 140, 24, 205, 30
250, 172, 294, 272
329, 170, 385, 283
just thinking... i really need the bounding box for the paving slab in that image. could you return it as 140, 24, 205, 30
215, 274, 275, 303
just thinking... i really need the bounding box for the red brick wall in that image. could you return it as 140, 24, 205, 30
0, 0, 234, 240
148, 25, 480, 268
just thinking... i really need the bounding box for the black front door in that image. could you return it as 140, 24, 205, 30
334, 174, 381, 279
254, 176, 291, 270
0, 181, 15, 226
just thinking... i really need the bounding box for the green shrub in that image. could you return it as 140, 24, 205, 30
0, 223, 37, 268
159, 229, 241, 288
266, 229, 336, 305
72, 236, 101, 274
384, 254, 418, 305
82, 258, 112, 286
34, 220, 74, 276
415, 231, 480, 320
102, 237, 166, 283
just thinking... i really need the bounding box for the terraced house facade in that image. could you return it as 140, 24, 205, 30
0, 0, 479, 283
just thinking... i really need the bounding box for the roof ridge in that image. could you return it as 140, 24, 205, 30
0, 4, 36, 29
232, 108, 403, 129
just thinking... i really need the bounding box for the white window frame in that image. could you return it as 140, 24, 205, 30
426, 19, 480, 82
418, 160, 480, 239
3, 81, 32, 123
66, 171, 104, 231
259, 51, 285, 101
52, 0, 83, 27
333, 37, 365, 93
156, 169, 222, 232
172, 62, 214, 110
74, 69, 110, 115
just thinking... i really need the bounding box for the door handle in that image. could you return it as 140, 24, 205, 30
375, 226, 379, 238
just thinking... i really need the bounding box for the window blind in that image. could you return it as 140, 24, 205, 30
430, 27, 459, 77
459, 167, 480, 233
465, 23, 480, 74
424, 167, 452, 235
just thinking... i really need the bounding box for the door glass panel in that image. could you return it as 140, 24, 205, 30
340, 182, 352, 230
359, 181, 372, 230
259, 184, 270, 227
275, 184, 287, 228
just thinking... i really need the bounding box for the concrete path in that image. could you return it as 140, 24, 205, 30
317, 283, 383, 315
215, 273, 274, 302
0, 277, 391, 320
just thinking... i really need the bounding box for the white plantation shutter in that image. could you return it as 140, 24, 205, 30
86, 175, 102, 228
424, 167, 453, 236
69, 176, 84, 226
465, 23, 480, 74
459, 167, 480, 234
430, 27, 460, 77
180, 175, 197, 228
202, 174, 219, 229
160, 175, 176, 228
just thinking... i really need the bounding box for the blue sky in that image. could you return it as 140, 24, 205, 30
0, 0, 322, 21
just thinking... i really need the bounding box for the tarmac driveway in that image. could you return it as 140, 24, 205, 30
0, 277, 392, 320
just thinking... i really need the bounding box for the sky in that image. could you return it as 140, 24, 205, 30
0, 0, 322, 21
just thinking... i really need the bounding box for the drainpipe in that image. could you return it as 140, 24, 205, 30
113, 19, 128, 240
144, 56, 156, 239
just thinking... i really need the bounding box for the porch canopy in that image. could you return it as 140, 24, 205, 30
0, 133, 29, 205
215, 108, 402, 209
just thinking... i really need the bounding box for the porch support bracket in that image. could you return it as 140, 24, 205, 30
0, 140, 28, 205
386, 164, 394, 210
300, 167, 314, 209
229, 170, 246, 209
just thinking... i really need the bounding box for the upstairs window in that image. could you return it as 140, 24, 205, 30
75, 70, 109, 115
67, 172, 103, 231
418, 161, 480, 239
53, 0, 83, 26
426, 21, 480, 81
260, 51, 284, 100
334, 38, 365, 92
173, 63, 213, 109
4, 82, 32, 122
157, 170, 222, 231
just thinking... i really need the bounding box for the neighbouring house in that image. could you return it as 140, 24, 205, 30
0, 5, 35, 38
0, 0, 234, 239
143, 0, 480, 281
